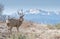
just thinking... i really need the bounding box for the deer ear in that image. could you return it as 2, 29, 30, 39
17, 10, 24, 15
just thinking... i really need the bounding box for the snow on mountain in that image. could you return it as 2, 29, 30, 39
26, 9, 60, 15
25, 9, 60, 24
26, 8, 40, 14
5, 9, 60, 24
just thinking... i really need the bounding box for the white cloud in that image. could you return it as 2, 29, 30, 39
47, 12, 50, 15
54, 11, 60, 15
27, 8, 51, 15
28, 9, 40, 14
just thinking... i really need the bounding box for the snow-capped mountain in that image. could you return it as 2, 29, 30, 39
8, 9, 60, 24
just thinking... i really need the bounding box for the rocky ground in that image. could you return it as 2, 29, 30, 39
0, 21, 60, 39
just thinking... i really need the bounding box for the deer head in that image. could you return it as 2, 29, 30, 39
17, 9, 24, 21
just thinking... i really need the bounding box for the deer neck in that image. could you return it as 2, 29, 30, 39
19, 17, 24, 22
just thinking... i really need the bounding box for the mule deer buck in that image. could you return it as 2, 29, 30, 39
6, 10, 24, 32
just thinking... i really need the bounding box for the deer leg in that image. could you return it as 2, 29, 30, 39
7, 26, 12, 37
10, 27, 12, 32
16, 27, 19, 32
8, 26, 12, 34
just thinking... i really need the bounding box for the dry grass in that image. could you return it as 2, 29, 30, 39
0, 21, 60, 39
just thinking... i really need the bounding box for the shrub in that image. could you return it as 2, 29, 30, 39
7, 32, 26, 39
55, 23, 60, 29
47, 24, 55, 29
7, 32, 35, 39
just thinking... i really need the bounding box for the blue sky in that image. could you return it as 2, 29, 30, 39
0, 0, 60, 15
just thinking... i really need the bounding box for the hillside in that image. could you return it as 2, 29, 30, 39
0, 21, 60, 39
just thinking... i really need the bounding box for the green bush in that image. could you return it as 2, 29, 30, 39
18, 34, 26, 39
7, 33, 27, 39
55, 23, 60, 29
7, 32, 36, 39
47, 24, 55, 29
